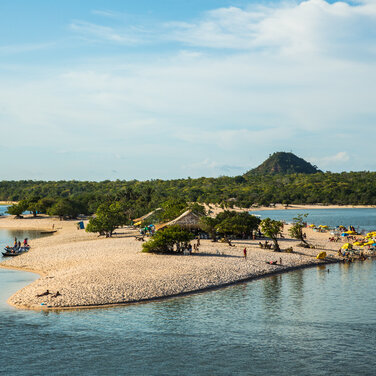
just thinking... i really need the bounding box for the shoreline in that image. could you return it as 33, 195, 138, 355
16, 261, 338, 311
249, 204, 376, 211
0, 215, 361, 311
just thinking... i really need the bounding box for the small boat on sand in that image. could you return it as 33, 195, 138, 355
2, 245, 30, 257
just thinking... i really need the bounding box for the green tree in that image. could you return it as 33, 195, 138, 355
188, 202, 206, 216
25, 196, 41, 217
199, 216, 218, 241
160, 198, 187, 222
142, 225, 194, 253
86, 202, 127, 237
260, 218, 284, 252
6, 202, 28, 218
47, 198, 80, 220
215, 211, 260, 237
36, 198, 56, 214
288, 213, 309, 245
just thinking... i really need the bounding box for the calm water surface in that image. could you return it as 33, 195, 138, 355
1, 209, 375, 375
250, 208, 376, 232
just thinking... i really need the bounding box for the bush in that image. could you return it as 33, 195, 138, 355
142, 225, 194, 253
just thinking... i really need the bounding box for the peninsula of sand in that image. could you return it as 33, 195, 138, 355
0, 215, 344, 310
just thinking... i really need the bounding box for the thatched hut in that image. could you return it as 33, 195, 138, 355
156, 210, 201, 231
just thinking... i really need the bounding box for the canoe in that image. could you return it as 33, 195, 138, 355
2, 246, 30, 257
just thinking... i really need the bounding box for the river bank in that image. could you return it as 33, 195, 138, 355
0, 214, 349, 310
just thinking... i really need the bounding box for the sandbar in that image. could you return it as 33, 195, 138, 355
0, 214, 347, 310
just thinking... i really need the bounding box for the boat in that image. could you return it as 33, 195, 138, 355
2, 245, 30, 257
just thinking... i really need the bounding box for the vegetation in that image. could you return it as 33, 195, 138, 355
288, 214, 309, 246
199, 211, 261, 241
86, 202, 128, 237
246, 152, 320, 175
142, 225, 194, 253
1, 170, 376, 212
1, 154, 376, 216
199, 216, 219, 241
6, 202, 28, 218
259, 218, 284, 252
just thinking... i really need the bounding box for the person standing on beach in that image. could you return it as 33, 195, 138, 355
243, 247, 247, 260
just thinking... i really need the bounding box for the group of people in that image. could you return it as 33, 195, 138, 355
13, 237, 28, 249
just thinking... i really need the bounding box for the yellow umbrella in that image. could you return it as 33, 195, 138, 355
309, 224, 316, 228
134, 221, 142, 226
353, 242, 363, 246
341, 243, 351, 249
316, 251, 326, 260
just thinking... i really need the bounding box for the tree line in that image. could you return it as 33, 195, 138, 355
2, 171, 376, 215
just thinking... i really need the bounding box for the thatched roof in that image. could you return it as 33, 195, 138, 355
133, 208, 161, 224
156, 210, 201, 231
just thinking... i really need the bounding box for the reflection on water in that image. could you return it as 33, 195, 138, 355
0, 261, 375, 375
1, 226, 376, 374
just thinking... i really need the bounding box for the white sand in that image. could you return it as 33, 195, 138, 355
0, 215, 347, 310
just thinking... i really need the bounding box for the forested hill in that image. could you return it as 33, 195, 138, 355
1, 171, 376, 217
245, 152, 320, 176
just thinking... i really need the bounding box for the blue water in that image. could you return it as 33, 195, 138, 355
1, 209, 376, 375
249, 208, 376, 232
0, 204, 32, 217
0, 204, 9, 216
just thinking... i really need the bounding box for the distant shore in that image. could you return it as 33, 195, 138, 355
249, 204, 376, 211
0, 214, 348, 311
0, 201, 17, 205
204, 203, 376, 217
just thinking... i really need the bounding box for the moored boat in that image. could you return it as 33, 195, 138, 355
2, 245, 30, 257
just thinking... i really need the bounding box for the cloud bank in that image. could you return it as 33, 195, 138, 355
1, 0, 375, 179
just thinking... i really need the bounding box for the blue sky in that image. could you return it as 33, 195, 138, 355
1, 0, 375, 180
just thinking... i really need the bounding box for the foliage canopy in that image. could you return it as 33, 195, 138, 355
142, 225, 194, 253
260, 218, 284, 252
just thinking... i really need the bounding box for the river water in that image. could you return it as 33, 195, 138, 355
249, 207, 376, 232
1, 208, 376, 375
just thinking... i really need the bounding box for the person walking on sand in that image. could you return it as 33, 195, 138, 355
243, 247, 247, 260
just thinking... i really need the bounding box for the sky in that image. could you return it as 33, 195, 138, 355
1, 0, 376, 181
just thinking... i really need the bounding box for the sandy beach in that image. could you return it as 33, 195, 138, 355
0, 213, 352, 311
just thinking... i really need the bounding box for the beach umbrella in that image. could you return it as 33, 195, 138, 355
353, 242, 363, 246
134, 221, 142, 226
341, 243, 351, 249
309, 224, 316, 228
341, 233, 348, 236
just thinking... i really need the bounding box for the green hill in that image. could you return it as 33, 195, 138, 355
245, 152, 321, 175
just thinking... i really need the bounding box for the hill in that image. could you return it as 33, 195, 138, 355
245, 152, 321, 176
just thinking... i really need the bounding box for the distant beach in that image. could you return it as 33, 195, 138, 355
0, 214, 349, 310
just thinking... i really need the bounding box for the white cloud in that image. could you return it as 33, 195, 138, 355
91, 9, 120, 18
0, 42, 54, 55
1, 1, 376, 178
69, 21, 142, 44
167, 0, 376, 58
310, 152, 350, 168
